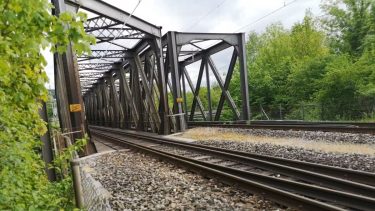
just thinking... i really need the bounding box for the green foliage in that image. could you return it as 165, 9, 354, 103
321, 0, 375, 57
0, 0, 94, 209
239, 14, 329, 119
48, 135, 88, 210
228, 5, 375, 121
53, 135, 87, 175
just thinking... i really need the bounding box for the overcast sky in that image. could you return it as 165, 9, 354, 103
44, 0, 323, 88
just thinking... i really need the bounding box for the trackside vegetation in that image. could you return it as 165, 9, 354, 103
237, 0, 375, 121
0, 0, 94, 209
185, 0, 375, 121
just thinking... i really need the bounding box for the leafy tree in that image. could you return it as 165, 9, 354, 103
321, 0, 375, 57
227, 2, 375, 121
234, 14, 329, 119
0, 0, 94, 209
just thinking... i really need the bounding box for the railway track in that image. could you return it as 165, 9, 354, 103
187, 120, 375, 134
89, 126, 375, 211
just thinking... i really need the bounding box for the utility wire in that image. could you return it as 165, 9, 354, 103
233, 0, 298, 33
98, 0, 143, 62
186, 0, 299, 65
184, 0, 227, 31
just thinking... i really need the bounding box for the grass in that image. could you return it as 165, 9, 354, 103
180, 127, 375, 156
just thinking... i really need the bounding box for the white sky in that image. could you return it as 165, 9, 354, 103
43, 0, 322, 88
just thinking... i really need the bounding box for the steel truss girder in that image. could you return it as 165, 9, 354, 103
79, 50, 128, 59
175, 32, 240, 46
63, 1, 251, 136
83, 36, 170, 134
84, 16, 119, 32
164, 32, 250, 122
89, 28, 147, 40
78, 63, 113, 70
53, 0, 96, 156
66, 0, 161, 37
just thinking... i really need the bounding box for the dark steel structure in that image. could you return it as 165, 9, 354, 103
53, 0, 250, 135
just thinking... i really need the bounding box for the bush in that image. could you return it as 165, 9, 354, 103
0, 0, 93, 209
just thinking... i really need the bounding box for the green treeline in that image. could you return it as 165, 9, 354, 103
187, 0, 375, 121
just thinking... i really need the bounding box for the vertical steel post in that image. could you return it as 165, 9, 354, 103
54, 53, 72, 133
130, 56, 144, 130
167, 31, 185, 132
39, 102, 56, 181
70, 160, 84, 209
189, 59, 205, 121
205, 58, 212, 121
237, 33, 250, 120
108, 70, 122, 128
150, 38, 170, 134
52, 0, 95, 155
180, 65, 188, 122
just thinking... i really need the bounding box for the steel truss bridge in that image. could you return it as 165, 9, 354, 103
52, 0, 250, 144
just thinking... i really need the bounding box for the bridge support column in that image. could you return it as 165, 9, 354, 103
166, 31, 186, 132
52, 0, 96, 155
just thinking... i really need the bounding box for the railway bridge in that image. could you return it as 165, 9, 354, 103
49, 1, 375, 210
53, 0, 250, 145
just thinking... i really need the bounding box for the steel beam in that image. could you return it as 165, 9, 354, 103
189, 59, 205, 121
183, 68, 206, 121
90, 28, 146, 40
175, 32, 239, 46
205, 58, 212, 121
150, 38, 170, 134
78, 63, 113, 70
108, 70, 123, 128
180, 41, 231, 66
236, 33, 250, 120
134, 55, 160, 131
215, 49, 238, 120
167, 31, 185, 131
84, 16, 118, 32
208, 56, 240, 120
53, 0, 97, 155
119, 68, 139, 128
65, 0, 161, 37
39, 102, 56, 181
78, 50, 128, 59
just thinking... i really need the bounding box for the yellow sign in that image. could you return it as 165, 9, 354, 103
70, 104, 82, 112
176, 98, 183, 103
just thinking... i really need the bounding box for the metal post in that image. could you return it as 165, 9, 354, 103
39, 102, 56, 181
130, 57, 144, 130
150, 38, 170, 134
190, 59, 205, 121
180, 65, 188, 122
205, 58, 212, 121
52, 0, 95, 155
237, 33, 250, 120
167, 31, 185, 132
70, 160, 84, 209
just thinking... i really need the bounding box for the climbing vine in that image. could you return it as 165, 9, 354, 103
0, 0, 94, 209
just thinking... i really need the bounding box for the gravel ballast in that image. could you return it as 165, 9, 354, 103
181, 127, 375, 172
88, 150, 284, 210
215, 127, 375, 144
196, 140, 374, 172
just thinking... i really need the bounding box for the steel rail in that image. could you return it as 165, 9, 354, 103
187, 121, 375, 134
90, 126, 375, 210
190, 120, 375, 127
91, 126, 375, 187
91, 130, 344, 211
